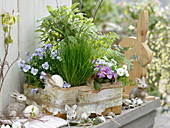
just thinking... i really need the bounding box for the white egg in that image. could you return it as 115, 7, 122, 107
49, 75, 64, 88
23, 105, 39, 117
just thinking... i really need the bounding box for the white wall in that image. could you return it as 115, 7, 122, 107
0, 0, 72, 113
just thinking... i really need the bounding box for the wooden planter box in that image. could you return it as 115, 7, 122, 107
24, 83, 122, 119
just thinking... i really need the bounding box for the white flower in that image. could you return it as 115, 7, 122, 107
12, 122, 21, 128
125, 70, 129, 77
116, 68, 125, 76
111, 59, 117, 65
107, 62, 114, 67
103, 56, 109, 61
57, 56, 62, 61
123, 65, 128, 70
122, 65, 129, 77
1, 125, 10, 128
128, 25, 135, 30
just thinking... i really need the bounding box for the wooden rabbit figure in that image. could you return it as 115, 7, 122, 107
119, 10, 152, 95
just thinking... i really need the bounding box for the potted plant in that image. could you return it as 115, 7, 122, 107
19, 4, 131, 118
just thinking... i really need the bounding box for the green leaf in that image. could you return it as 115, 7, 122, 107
67, 36, 77, 43
70, 3, 79, 10
47, 5, 54, 12
103, 79, 110, 83
32, 106, 35, 112
94, 81, 102, 90
130, 55, 136, 59
3, 27, 8, 32
12, 16, 16, 24
53, 28, 65, 35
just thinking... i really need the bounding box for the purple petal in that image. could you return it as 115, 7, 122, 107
31, 88, 38, 94
23, 65, 31, 72
42, 62, 49, 70
106, 74, 112, 79
63, 83, 71, 88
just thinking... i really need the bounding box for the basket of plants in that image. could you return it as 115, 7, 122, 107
18, 4, 132, 120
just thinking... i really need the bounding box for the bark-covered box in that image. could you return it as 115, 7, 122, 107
24, 83, 122, 119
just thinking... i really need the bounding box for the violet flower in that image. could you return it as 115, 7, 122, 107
35, 48, 45, 54
42, 62, 49, 70
51, 51, 57, 59
38, 53, 44, 60
27, 56, 33, 61
63, 83, 71, 88
31, 67, 38, 75
45, 43, 53, 50
31, 88, 38, 94
40, 71, 46, 79
23, 65, 31, 72
17, 58, 25, 68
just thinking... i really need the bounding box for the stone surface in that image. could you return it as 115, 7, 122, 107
154, 110, 170, 128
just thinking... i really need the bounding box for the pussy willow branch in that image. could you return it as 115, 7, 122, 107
92, 0, 104, 23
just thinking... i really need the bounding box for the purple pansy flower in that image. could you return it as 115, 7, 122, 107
97, 68, 106, 78
102, 66, 114, 79
23, 65, 31, 72
63, 83, 71, 88
105, 69, 114, 79
31, 67, 38, 75
94, 59, 106, 68
96, 66, 114, 79
95, 59, 106, 65
42, 62, 49, 70
40, 71, 46, 79
31, 88, 38, 94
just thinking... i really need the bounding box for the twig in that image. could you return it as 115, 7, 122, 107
92, 0, 104, 23
56, 0, 59, 9
78, 0, 82, 11
0, 51, 20, 92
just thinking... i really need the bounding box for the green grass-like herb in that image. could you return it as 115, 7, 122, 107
56, 39, 94, 87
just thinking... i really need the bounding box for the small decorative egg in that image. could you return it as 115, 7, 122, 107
23, 105, 39, 117
49, 75, 64, 88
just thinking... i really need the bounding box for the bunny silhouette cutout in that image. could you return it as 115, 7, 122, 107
119, 10, 152, 95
